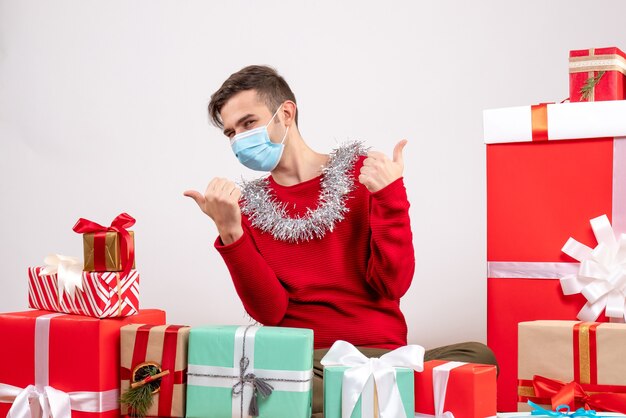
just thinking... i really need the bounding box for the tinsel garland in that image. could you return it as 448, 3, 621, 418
240, 141, 367, 243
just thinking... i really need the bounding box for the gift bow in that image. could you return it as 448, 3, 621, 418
532, 375, 626, 414
560, 215, 626, 322
39, 254, 84, 300
320, 340, 424, 418
0, 383, 119, 418
528, 400, 599, 417
72, 213, 135, 280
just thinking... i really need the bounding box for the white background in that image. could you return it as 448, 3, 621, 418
1, 0, 625, 350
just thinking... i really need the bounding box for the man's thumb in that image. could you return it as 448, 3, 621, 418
393, 139, 407, 164
183, 190, 204, 207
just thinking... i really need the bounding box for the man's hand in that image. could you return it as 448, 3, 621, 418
184, 178, 244, 245
358, 140, 407, 193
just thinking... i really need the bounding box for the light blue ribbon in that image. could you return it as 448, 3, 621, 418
529, 401, 599, 417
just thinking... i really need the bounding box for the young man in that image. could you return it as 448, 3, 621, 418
185, 65, 496, 416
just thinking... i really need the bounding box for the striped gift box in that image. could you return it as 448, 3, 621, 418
28, 266, 139, 318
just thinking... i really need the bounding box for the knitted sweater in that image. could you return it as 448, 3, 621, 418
215, 156, 415, 349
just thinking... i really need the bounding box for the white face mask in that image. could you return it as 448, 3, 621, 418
229, 104, 289, 172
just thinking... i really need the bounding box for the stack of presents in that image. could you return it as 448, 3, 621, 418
1, 46, 625, 418
486, 46, 626, 416
0, 213, 496, 418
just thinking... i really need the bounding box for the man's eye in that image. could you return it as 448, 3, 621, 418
245, 120, 255, 128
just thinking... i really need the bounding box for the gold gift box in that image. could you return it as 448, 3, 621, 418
517, 320, 626, 412
82, 230, 135, 272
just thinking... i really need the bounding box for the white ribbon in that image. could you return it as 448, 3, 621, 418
39, 254, 84, 300
320, 340, 425, 418
414, 361, 466, 418
560, 214, 626, 322
0, 313, 120, 418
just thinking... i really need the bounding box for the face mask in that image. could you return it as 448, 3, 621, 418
229, 104, 289, 172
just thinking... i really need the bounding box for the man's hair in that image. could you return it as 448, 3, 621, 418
208, 65, 298, 129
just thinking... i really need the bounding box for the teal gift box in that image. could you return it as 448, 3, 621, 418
186, 325, 314, 418
323, 366, 414, 418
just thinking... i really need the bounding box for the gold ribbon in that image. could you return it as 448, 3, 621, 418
569, 53, 626, 75
577, 322, 591, 385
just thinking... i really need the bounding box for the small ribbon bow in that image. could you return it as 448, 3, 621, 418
72, 213, 135, 280
232, 356, 274, 417
39, 254, 84, 300
529, 400, 598, 417
320, 340, 425, 418
532, 375, 626, 414
560, 215, 626, 322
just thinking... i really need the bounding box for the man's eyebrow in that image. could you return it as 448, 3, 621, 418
223, 114, 255, 136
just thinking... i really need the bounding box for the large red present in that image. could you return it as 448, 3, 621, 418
0, 309, 166, 418
517, 320, 626, 413
569, 47, 626, 102
28, 265, 140, 318
414, 360, 497, 418
483, 100, 626, 411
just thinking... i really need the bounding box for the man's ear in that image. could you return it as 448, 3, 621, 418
281, 100, 297, 127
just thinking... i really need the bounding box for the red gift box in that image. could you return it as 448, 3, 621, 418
569, 47, 626, 102
414, 360, 497, 418
0, 309, 166, 418
28, 266, 140, 318
483, 101, 626, 411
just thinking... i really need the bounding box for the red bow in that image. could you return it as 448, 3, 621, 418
532, 375, 626, 413
73, 213, 135, 281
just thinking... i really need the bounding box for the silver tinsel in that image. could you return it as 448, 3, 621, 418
239, 141, 368, 243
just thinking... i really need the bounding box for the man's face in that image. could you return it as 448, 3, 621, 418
220, 90, 282, 141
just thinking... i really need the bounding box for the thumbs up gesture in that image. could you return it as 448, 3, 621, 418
358, 140, 407, 193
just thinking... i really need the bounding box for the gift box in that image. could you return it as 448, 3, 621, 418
517, 320, 626, 414
186, 325, 313, 418
0, 309, 166, 418
414, 360, 497, 418
483, 100, 626, 411
73, 213, 136, 273
120, 324, 190, 417
324, 367, 413, 418
569, 47, 626, 102
28, 266, 140, 318
321, 341, 423, 418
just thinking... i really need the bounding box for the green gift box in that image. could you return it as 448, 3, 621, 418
323, 366, 414, 418
186, 325, 313, 418
321, 341, 423, 418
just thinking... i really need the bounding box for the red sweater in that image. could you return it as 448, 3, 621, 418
215, 157, 415, 349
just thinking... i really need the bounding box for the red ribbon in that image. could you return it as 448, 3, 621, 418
532, 375, 626, 413
121, 324, 187, 415
72, 213, 135, 281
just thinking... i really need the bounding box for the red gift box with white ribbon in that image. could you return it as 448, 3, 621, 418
0, 309, 166, 418
414, 360, 496, 418
483, 100, 626, 412
28, 265, 140, 318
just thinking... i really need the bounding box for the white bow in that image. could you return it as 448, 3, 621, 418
320, 340, 424, 418
1, 384, 71, 418
39, 254, 84, 300
560, 215, 626, 322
